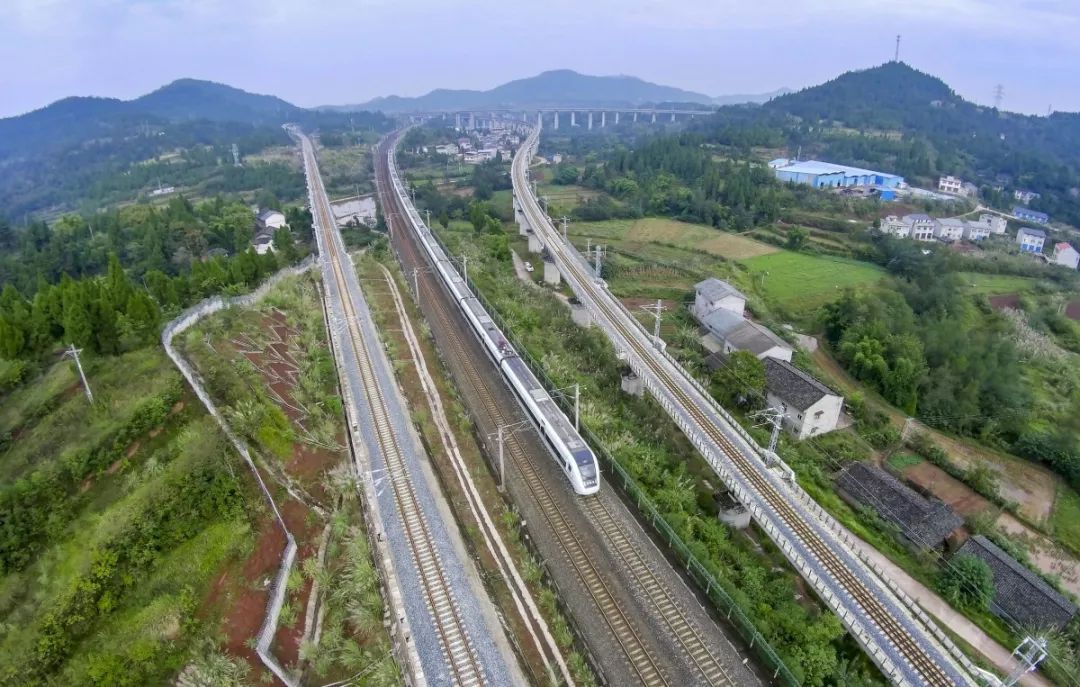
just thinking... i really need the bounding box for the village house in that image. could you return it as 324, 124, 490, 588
1016, 227, 1046, 254
906, 214, 938, 242
1051, 242, 1080, 269
699, 309, 793, 362
934, 217, 966, 242
692, 278, 746, 319
253, 208, 287, 255
763, 358, 843, 439
879, 215, 912, 238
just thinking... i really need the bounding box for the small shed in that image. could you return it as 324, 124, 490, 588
836, 463, 963, 551
955, 535, 1078, 631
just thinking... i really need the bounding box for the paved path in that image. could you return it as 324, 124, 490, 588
849, 534, 1052, 687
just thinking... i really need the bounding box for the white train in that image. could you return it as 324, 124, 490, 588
387, 146, 600, 496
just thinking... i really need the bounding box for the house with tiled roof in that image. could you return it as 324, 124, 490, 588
692, 278, 746, 319
698, 308, 793, 362
836, 463, 963, 551
956, 535, 1078, 631
763, 358, 843, 439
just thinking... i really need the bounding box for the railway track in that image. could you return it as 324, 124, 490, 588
514, 129, 966, 687
301, 134, 487, 687
379, 132, 740, 687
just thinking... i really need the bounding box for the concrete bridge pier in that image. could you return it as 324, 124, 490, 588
570, 111, 576, 127
634, 111, 638, 123
587, 111, 593, 130
600, 111, 606, 127
614, 111, 619, 125
651, 112, 656, 123
527, 231, 543, 254
553, 111, 559, 129
670, 111, 676, 122
455, 113, 462, 130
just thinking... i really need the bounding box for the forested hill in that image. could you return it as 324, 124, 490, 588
0, 79, 303, 161
336, 69, 718, 112
697, 62, 1080, 224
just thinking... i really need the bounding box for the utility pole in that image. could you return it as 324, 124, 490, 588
560, 216, 569, 241
574, 383, 580, 431
461, 255, 469, 287
413, 267, 420, 297
593, 244, 605, 279
640, 299, 665, 349
497, 425, 505, 491
425, 209, 431, 228
1003, 637, 1048, 686
63, 344, 93, 404
541, 196, 550, 215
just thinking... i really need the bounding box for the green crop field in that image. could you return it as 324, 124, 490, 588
574, 218, 778, 260
740, 251, 885, 313
957, 272, 1039, 295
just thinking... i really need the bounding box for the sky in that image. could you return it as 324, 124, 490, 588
1, 0, 1078, 119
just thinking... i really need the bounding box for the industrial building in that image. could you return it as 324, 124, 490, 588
770, 159, 905, 189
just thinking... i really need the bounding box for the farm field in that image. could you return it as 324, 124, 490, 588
957, 272, 1039, 295
574, 218, 778, 260
740, 251, 885, 313
538, 183, 602, 210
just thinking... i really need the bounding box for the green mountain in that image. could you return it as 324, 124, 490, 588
332, 69, 722, 112
0, 79, 302, 161
701, 62, 1080, 224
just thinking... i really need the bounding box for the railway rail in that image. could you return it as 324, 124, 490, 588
512, 125, 979, 687
299, 130, 487, 687
378, 130, 743, 687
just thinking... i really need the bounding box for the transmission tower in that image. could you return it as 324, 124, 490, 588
63, 344, 94, 404
1002, 637, 1048, 686
994, 84, 1005, 110
231, 143, 242, 167
750, 407, 785, 459
894, 34, 901, 63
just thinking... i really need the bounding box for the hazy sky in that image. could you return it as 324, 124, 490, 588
1, 0, 1078, 118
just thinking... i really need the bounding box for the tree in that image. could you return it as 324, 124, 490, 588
553, 164, 580, 185
714, 350, 766, 407
272, 227, 298, 263
936, 554, 994, 611
786, 226, 809, 251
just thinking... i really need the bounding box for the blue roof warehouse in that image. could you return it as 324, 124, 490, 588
769, 159, 905, 189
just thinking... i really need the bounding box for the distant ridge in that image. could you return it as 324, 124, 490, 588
0, 79, 303, 160
324, 69, 786, 113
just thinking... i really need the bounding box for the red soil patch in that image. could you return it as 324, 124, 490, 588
989, 294, 1021, 311
107, 458, 125, 475
125, 440, 141, 458
902, 461, 991, 517
287, 442, 341, 487
1066, 300, 1080, 321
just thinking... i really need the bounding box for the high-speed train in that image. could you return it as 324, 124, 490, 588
387, 145, 599, 496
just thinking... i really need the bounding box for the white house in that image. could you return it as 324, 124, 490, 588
699, 309, 793, 362
1051, 242, 1080, 269
934, 218, 966, 242
976, 213, 1008, 234
938, 175, 963, 194
962, 220, 992, 241
434, 143, 460, 156
256, 208, 287, 232
1014, 189, 1041, 204
692, 278, 746, 319
764, 358, 844, 440
905, 214, 938, 242
879, 215, 911, 238
1016, 227, 1046, 254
